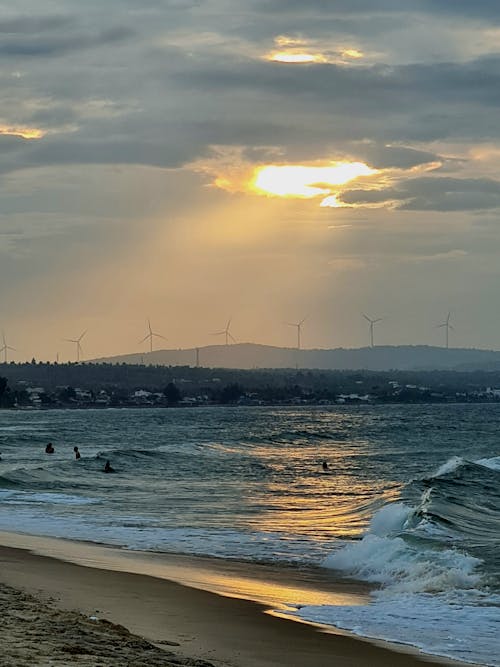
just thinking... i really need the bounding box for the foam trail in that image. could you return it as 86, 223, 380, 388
290, 592, 500, 667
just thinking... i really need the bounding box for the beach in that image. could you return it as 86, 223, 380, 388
0, 533, 465, 667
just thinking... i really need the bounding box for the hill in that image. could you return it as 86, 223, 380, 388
92, 343, 500, 372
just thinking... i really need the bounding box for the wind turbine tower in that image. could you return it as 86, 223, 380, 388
0, 331, 16, 363
64, 331, 86, 362
139, 319, 166, 353
287, 317, 306, 350
437, 312, 454, 349
362, 314, 382, 348
212, 319, 235, 345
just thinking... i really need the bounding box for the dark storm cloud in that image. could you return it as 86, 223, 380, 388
341, 177, 500, 211
0, 16, 73, 33
258, 0, 500, 21
173, 56, 500, 114
0, 135, 33, 152
350, 145, 441, 170
0, 26, 134, 57
169, 54, 500, 145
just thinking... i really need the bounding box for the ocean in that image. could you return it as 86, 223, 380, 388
0, 405, 498, 665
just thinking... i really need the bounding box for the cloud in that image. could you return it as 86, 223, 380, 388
0, 26, 134, 57
341, 176, 500, 211
4, 0, 500, 357
0, 16, 73, 34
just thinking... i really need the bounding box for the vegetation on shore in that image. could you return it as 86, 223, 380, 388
2, 361, 500, 408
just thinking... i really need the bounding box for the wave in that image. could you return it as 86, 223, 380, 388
324, 502, 482, 594
288, 454, 500, 666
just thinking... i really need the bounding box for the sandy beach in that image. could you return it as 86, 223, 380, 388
0, 533, 467, 667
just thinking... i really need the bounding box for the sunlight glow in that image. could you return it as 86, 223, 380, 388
0, 125, 45, 139
320, 195, 342, 207
268, 51, 326, 63
341, 48, 364, 59
251, 163, 376, 199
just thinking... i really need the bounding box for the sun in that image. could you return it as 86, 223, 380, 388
251, 162, 376, 199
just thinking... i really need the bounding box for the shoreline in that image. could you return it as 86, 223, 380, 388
0, 531, 472, 667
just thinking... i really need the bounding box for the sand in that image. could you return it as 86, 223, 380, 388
0, 535, 468, 667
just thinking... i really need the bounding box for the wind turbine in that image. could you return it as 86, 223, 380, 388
211, 319, 236, 345
64, 330, 86, 362
139, 319, 166, 353
286, 317, 307, 350
437, 312, 454, 349
0, 331, 16, 363
362, 313, 382, 348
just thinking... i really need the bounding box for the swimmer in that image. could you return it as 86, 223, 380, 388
45, 443, 55, 454
74, 446, 81, 460
104, 460, 115, 473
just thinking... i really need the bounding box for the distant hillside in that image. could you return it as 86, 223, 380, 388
92, 343, 500, 372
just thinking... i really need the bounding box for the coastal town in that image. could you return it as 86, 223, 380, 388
2, 362, 500, 409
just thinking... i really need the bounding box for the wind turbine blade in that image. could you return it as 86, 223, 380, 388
226, 319, 231, 330
153, 333, 167, 340
210, 331, 225, 336
78, 330, 87, 342
138, 334, 151, 344
362, 313, 371, 323
284, 322, 297, 327
374, 318, 383, 324
64, 338, 78, 343
449, 324, 455, 331
229, 333, 237, 343
299, 316, 307, 325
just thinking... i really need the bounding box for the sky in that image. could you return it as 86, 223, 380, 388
2, 0, 500, 361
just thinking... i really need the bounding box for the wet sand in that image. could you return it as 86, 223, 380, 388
0, 533, 467, 667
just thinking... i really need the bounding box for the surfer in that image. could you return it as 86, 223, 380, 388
104, 460, 115, 473
45, 443, 55, 454
322, 460, 329, 471
74, 446, 81, 460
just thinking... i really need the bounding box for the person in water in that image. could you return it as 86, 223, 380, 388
45, 443, 55, 454
322, 460, 329, 471
104, 460, 114, 473
74, 446, 81, 460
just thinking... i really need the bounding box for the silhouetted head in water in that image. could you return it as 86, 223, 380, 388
45, 443, 54, 454
322, 460, 329, 471
74, 446, 81, 460
104, 460, 114, 473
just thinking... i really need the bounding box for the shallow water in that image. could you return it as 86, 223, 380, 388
0, 404, 498, 665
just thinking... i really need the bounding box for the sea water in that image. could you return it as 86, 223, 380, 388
0, 405, 498, 665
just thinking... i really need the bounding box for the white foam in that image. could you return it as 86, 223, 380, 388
366, 502, 410, 536
433, 456, 464, 477
324, 532, 481, 593
1, 492, 99, 506
475, 456, 500, 471
289, 591, 500, 666
0, 508, 329, 563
